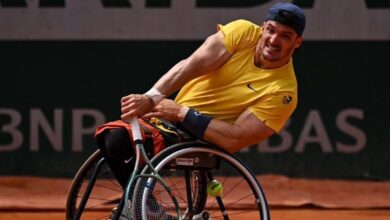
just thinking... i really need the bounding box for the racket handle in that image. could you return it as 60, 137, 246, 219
129, 117, 143, 142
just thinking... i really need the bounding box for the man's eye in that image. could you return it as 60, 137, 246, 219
267, 28, 275, 34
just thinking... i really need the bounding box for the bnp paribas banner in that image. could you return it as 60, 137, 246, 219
0, 0, 389, 179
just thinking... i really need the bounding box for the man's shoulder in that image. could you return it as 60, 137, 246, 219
229, 19, 259, 28
218, 19, 261, 52
223, 19, 261, 39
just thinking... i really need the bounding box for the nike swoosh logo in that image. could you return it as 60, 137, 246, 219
124, 156, 133, 164
247, 83, 257, 93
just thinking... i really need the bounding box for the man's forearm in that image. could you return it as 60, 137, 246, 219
178, 107, 253, 153
178, 107, 274, 153
203, 120, 251, 153
153, 59, 189, 97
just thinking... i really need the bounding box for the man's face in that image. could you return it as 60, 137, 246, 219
259, 20, 303, 63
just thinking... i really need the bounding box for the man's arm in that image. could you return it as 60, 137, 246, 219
144, 99, 275, 153
121, 31, 231, 120
179, 107, 275, 153
153, 31, 231, 96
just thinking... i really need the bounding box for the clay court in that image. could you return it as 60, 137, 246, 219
1, 175, 389, 219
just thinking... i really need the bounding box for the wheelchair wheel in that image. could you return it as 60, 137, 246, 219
133, 142, 270, 220
66, 149, 123, 220
131, 168, 208, 220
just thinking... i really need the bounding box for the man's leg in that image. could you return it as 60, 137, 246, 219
95, 119, 191, 189
98, 128, 134, 188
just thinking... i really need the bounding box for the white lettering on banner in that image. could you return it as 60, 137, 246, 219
30, 109, 63, 152
295, 110, 333, 153
0, 109, 23, 151
336, 109, 366, 153
72, 109, 105, 152
258, 108, 366, 153
0, 0, 389, 40
1, 108, 367, 153
0, 108, 105, 152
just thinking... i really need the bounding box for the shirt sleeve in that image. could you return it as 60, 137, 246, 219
217, 19, 261, 54
248, 92, 297, 132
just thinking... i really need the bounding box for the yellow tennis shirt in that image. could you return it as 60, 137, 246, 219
175, 19, 297, 132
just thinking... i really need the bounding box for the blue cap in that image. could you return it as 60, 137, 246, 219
266, 2, 306, 36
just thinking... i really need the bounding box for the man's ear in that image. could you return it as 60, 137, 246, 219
261, 21, 266, 30
295, 37, 303, 49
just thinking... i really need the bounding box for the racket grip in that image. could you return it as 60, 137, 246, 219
129, 117, 143, 142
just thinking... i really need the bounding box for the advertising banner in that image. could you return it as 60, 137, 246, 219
1, 0, 389, 179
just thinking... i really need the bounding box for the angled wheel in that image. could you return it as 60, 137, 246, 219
66, 149, 123, 220
133, 142, 270, 220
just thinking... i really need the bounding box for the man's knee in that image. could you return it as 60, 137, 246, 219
100, 128, 133, 159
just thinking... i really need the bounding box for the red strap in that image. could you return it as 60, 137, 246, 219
94, 120, 145, 146
94, 119, 166, 161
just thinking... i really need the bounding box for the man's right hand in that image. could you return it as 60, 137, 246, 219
142, 99, 187, 122
120, 94, 155, 121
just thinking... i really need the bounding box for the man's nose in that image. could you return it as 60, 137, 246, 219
269, 34, 281, 45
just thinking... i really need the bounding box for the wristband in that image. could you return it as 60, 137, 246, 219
182, 108, 212, 139
144, 87, 165, 105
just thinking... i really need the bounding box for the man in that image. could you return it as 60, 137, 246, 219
96, 2, 305, 189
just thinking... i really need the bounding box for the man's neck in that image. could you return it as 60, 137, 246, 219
254, 53, 289, 69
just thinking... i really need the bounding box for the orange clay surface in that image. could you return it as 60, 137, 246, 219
1, 175, 389, 220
